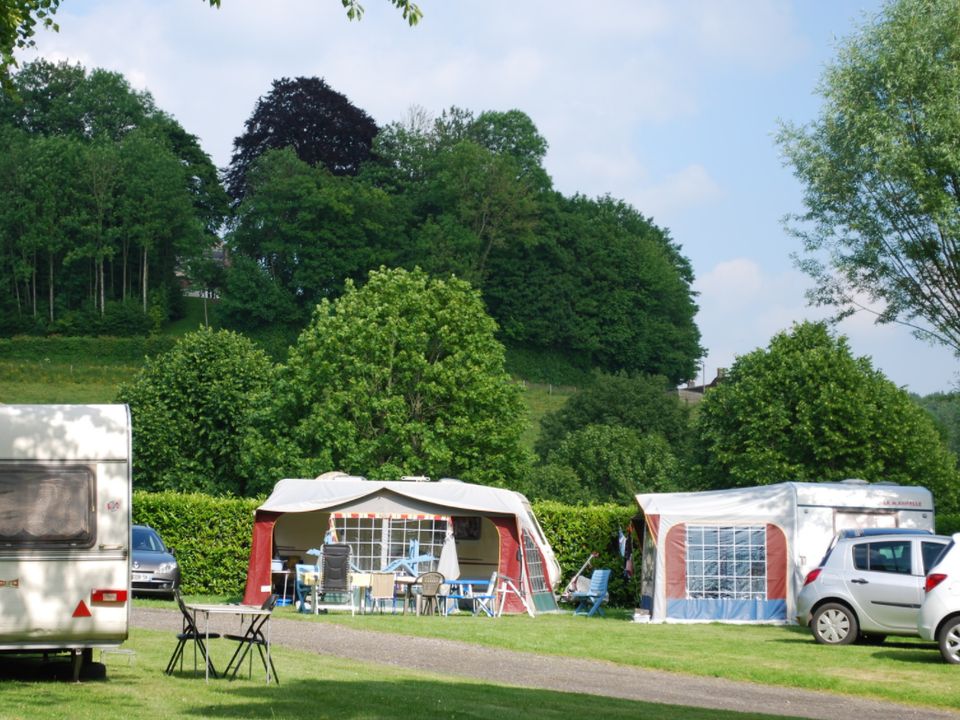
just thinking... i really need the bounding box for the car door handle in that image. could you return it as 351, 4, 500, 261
850, 579, 869, 584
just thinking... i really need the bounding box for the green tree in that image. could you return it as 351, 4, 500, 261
778, 0, 960, 352
224, 147, 402, 327
270, 266, 528, 486
547, 425, 679, 504
117, 328, 277, 495
694, 321, 959, 513
535, 371, 691, 460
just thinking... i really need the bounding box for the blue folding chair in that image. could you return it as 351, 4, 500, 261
571, 568, 611, 617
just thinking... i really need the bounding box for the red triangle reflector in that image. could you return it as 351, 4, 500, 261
73, 600, 92, 618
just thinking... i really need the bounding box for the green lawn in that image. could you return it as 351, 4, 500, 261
0, 359, 137, 404
288, 607, 958, 712
0, 626, 794, 720
518, 382, 575, 453
129, 599, 960, 714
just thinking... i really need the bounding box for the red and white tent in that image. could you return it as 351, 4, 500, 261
242, 473, 561, 613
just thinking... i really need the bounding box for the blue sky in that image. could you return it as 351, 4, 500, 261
20, 0, 959, 394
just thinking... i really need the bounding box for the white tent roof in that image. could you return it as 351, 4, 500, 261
636, 480, 934, 518
260, 475, 533, 519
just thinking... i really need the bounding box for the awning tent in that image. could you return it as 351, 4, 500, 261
635, 480, 935, 623
242, 474, 562, 613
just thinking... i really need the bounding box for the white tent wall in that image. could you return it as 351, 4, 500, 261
636, 481, 935, 624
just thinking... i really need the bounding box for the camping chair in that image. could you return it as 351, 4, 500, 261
572, 568, 611, 617
315, 543, 354, 613
415, 571, 445, 616
224, 594, 280, 684
165, 589, 220, 677
294, 563, 319, 613
368, 572, 397, 614
471, 572, 499, 617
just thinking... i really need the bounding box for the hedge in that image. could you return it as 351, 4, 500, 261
0, 335, 175, 363
132, 491, 639, 606
133, 491, 260, 595
132, 491, 960, 606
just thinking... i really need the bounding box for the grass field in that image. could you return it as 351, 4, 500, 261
0, 626, 794, 720
4, 604, 955, 719
0, 300, 576, 446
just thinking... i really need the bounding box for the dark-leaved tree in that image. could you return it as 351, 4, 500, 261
225, 76, 378, 202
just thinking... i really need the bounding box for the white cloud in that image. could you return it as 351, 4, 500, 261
633, 164, 723, 219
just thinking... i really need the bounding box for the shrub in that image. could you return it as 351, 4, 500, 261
133, 491, 260, 596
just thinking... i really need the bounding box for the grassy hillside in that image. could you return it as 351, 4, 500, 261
0, 299, 575, 449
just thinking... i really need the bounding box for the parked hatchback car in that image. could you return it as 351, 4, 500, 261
131, 524, 181, 598
919, 533, 960, 663
796, 528, 950, 645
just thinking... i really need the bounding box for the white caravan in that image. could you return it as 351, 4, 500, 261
0, 405, 131, 677
635, 480, 935, 624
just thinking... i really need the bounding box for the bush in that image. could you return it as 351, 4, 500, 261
133, 491, 260, 596
533, 500, 637, 608
0, 335, 175, 363
937, 514, 960, 536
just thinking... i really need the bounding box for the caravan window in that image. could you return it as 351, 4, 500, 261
0, 464, 96, 548
332, 516, 445, 573
685, 525, 766, 600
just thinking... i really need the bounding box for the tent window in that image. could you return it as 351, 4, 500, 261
522, 530, 550, 593
685, 525, 767, 600
332, 516, 446, 573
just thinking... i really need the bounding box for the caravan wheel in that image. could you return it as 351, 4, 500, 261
812, 603, 858, 645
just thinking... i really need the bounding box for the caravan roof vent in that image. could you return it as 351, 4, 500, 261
400, 475, 431, 482
839, 478, 869, 485
438, 477, 463, 483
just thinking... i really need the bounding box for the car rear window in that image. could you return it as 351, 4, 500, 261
922, 541, 949, 574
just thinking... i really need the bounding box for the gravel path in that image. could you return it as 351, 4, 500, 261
134, 607, 959, 720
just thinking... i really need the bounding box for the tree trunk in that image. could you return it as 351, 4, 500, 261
48, 252, 54, 323
99, 258, 105, 317
142, 246, 148, 312
122, 239, 128, 303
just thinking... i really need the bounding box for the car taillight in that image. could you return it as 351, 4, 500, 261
803, 568, 822, 586
925, 573, 947, 593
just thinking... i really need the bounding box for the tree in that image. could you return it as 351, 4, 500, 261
223, 147, 402, 327
116, 328, 277, 496
535, 371, 691, 460
267, 266, 528, 486
778, 0, 960, 352
694, 322, 959, 513
0, 0, 59, 89
546, 425, 680, 504
0, 61, 223, 330
225, 76, 378, 202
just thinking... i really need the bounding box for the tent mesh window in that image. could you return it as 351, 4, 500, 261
522, 531, 550, 593
685, 525, 766, 600
332, 515, 446, 573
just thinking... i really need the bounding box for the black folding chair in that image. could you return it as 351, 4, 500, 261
165, 589, 220, 677
224, 594, 280, 684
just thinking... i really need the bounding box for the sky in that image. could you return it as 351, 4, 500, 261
17, 0, 960, 395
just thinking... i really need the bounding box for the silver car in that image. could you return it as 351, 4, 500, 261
918, 533, 960, 663
131, 524, 181, 599
796, 528, 950, 645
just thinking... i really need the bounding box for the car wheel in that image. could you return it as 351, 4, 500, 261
938, 616, 960, 664
812, 603, 859, 645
